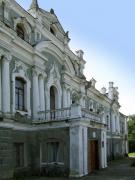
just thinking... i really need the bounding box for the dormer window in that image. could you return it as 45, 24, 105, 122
16, 24, 25, 40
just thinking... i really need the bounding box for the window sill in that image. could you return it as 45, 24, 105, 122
15, 110, 28, 116
41, 162, 64, 166
15, 166, 27, 170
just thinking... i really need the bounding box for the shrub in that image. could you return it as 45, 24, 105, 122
130, 160, 135, 167
40, 164, 69, 177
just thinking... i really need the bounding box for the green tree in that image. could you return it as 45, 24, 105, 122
128, 115, 135, 140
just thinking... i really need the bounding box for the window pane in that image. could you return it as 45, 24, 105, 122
15, 93, 19, 109
16, 24, 25, 40
14, 143, 24, 167
15, 78, 25, 111
47, 142, 59, 162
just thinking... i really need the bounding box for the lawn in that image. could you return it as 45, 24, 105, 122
128, 152, 135, 157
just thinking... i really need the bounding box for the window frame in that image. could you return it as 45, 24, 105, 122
106, 115, 110, 130
47, 141, 59, 163
14, 143, 25, 168
16, 24, 25, 40
15, 77, 26, 111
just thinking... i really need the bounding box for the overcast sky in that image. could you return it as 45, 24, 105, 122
16, 0, 135, 115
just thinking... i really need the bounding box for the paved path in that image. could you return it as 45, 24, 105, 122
17, 158, 135, 180
86, 158, 135, 180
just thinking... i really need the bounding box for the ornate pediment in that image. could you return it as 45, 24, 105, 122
13, 17, 32, 35
12, 60, 31, 80
48, 62, 60, 80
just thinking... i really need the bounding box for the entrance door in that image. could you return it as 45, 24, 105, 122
88, 140, 99, 173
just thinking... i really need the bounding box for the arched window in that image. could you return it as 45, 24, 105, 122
50, 86, 56, 110
89, 100, 93, 112
72, 92, 78, 104
50, 26, 56, 36
50, 86, 59, 110
50, 86, 58, 120
15, 77, 25, 111
16, 24, 25, 40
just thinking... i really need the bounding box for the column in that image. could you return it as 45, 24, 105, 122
112, 114, 115, 133
70, 125, 88, 177
2, 54, 11, 113
38, 75, 45, 120
117, 114, 120, 133
32, 69, 39, 120
101, 130, 107, 168
67, 90, 71, 107
63, 86, 67, 108
45, 86, 50, 120
38, 75, 45, 111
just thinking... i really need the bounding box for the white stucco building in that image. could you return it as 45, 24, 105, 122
0, 0, 128, 179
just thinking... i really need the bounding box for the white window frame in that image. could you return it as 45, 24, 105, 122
12, 71, 31, 116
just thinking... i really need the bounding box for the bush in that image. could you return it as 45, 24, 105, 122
130, 160, 135, 167
40, 164, 69, 177
13, 167, 32, 179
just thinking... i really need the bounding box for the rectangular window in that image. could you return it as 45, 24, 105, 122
15, 78, 25, 111
47, 142, 59, 162
14, 143, 24, 168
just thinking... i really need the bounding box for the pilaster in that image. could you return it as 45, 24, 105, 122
1, 53, 12, 114
32, 69, 40, 120
62, 84, 68, 108
101, 129, 107, 168
69, 125, 88, 177
38, 75, 45, 111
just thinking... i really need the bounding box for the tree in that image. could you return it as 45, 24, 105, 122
128, 115, 135, 152
128, 115, 135, 140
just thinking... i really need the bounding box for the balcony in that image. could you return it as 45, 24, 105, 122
81, 108, 101, 122
37, 107, 71, 122
34, 104, 102, 124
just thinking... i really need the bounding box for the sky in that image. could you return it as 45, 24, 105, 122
16, 0, 135, 115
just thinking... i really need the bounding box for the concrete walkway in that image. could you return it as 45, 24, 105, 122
87, 158, 135, 180
16, 158, 135, 180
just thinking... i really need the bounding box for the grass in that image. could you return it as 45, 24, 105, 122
128, 152, 135, 157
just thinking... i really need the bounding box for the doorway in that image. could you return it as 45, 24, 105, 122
88, 140, 99, 173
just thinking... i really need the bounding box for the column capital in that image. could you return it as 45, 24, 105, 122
0, 49, 4, 59
4, 53, 12, 62
32, 68, 39, 77
62, 83, 70, 90
0, 50, 12, 62
39, 71, 47, 79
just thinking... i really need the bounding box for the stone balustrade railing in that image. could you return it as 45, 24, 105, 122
33, 104, 102, 124
81, 108, 101, 122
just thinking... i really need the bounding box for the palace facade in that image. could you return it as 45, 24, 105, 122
0, 0, 128, 179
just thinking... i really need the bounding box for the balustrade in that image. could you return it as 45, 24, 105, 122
34, 105, 102, 124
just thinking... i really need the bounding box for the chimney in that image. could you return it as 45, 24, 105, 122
108, 82, 114, 100
109, 82, 114, 88
91, 78, 96, 88
101, 87, 107, 95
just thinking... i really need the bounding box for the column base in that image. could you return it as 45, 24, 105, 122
69, 172, 86, 178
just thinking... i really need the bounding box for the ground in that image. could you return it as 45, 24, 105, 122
13, 158, 135, 180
